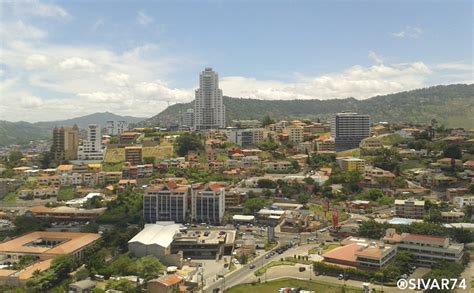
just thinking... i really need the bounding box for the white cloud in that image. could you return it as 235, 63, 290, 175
368, 51, 383, 64
221, 61, 433, 100
1, 0, 69, 20
0, 20, 46, 40
102, 72, 131, 86
136, 11, 153, 26
20, 95, 43, 108
391, 26, 423, 39
58, 57, 96, 71
24, 54, 49, 70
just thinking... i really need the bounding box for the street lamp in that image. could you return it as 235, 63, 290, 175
217, 274, 225, 292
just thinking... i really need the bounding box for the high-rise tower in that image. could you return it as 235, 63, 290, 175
193, 68, 226, 130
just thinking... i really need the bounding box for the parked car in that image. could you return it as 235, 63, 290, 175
298, 267, 306, 272
249, 264, 256, 269
338, 274, 344, 280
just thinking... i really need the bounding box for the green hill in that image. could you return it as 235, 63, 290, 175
140, 84, 474, 129
0, 121, 49, 146
35, 112, 145, 129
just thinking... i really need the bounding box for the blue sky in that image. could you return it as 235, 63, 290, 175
0, 0, 472, 121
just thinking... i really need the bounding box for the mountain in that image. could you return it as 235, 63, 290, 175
34, 112, 146, 129
140, 84, 474, 129
0, 121, 49, 146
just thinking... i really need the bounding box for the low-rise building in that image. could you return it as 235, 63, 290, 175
383, 229, 464, 267
337, 157, 366, 173
394, 199, 425, 219
147, 274, 184, 293
29, 206, 106, 222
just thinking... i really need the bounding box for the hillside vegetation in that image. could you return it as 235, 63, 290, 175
140, 84, 474, 128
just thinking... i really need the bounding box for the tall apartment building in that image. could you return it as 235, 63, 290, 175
394, 199, 425, 219
193, 68, 226, 130
106, 121, 128, 135
191, 183, 225, 224
143, 182, 189, 223
52, 126, 79, 162
181, 109, 195, 128
287, 126, 304, 144
78, 124, 104, 161
383, 229, 464, 267
331, 113, 370, 151
125, 146, 142, 165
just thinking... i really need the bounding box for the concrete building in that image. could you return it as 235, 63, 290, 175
144, 182, 189, 224
322, 240, 397, 269
78, 124, 104, 161
191, 183, 225, 224
359, 137, 384, 152
0, 231, 101, 286
125, 146, 142, 165
181, 108, 194, 128
315, 138, 335, 153
52, 126, 79, 161
453, 196, 474, 208
287, 126, 304, 144
394, 199, 425, 219
193, 68, 226, 130
128, 222, 183, 266
383, 229, 464, 267
147, 274, 184, 293
331, 113, 370, 151
106, 120, 128, 136
224, 128, 265, 147
337, 157, 366, 173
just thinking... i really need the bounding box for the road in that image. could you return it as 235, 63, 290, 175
204, 232, 294, 292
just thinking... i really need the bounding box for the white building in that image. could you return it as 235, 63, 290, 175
224, 128, 265, 147
106, 121, 128, 136
78, 125, 104, 160
193, 68, 226, 130
191, 183, 225, 224
128, 222, 182, 266
453, 196, 474, 208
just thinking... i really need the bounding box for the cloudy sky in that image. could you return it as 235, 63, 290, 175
0, 0, 472, 122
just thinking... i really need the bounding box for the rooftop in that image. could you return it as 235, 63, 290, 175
128, 222, 180, 249
0, 231, 101, 255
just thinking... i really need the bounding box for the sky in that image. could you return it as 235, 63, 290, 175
0, 0, 472, 122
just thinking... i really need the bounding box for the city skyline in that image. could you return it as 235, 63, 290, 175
0, 0, 472, 122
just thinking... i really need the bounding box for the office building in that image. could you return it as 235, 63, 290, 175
106, 120, 128, 135
394, 199, 425, 219
181, 108, 194, 128
331, 113, 370, 151
143, 182, 189, 223
224, 128, 265, 147
124, 146, 142, 165
51, 126, 79, 161
78, 124, 104, 161
191, 183, 225, 224
383, 229, 464, 267
193, 68, 226, 130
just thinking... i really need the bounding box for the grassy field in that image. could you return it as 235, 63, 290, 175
399, 160, 427, 171
1, 191, 17, 202
379, 134, 406, 146
228, 278, 365, 293
309, 204, 349, 224
255, 261, 296, 276
336, 148, 360, 157
57, 188, 75, 201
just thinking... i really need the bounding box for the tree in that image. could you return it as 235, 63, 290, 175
443, 145, 462, 170
174, 133, 203, 156
143, 156, 156, 166
105, 279, 135, 292
136, 256, 164, 281
243, 198, 267, 214
261, 114, 275, 127
257, 179, 277, 189
297, 194, 310, 205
